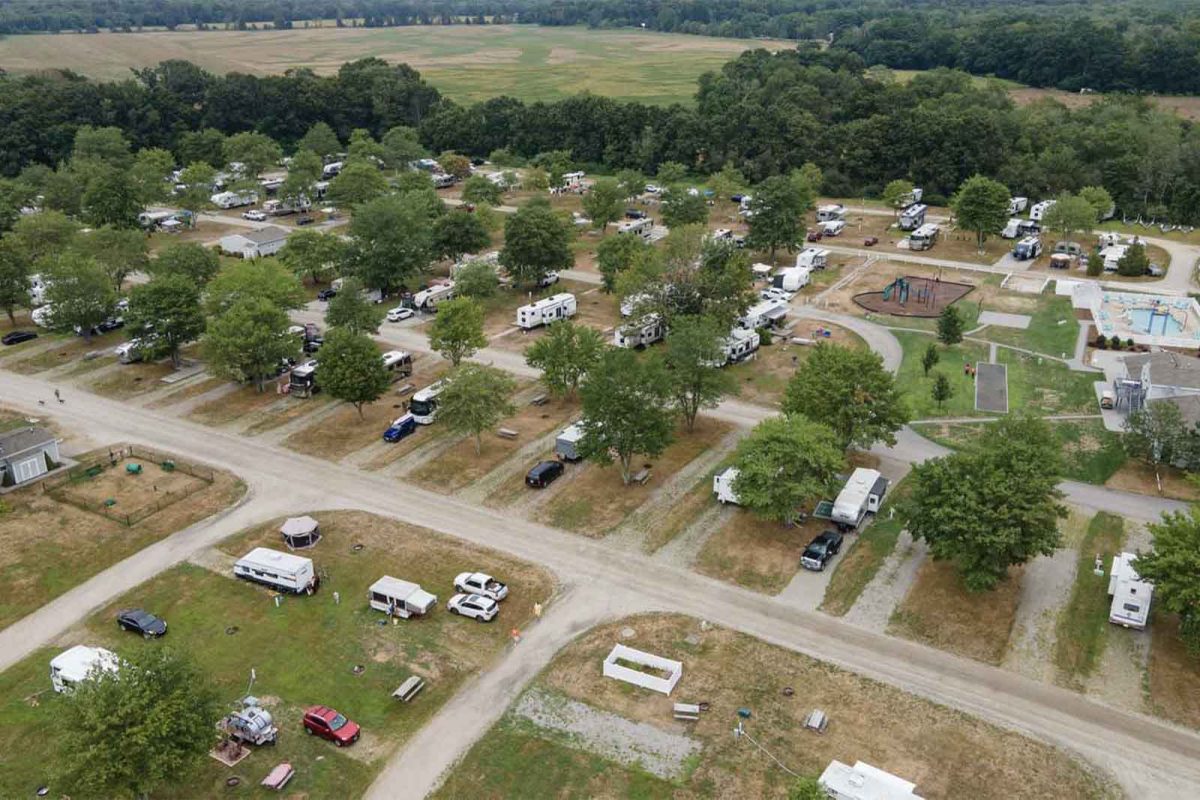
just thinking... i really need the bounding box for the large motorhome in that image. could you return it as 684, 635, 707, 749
210, 190, 257, 209
816, 204, 846, 222
898, 187, 924, 208
410, 379, 449, 424
516, 293, 577, 330
289, 359, 319, 397
906, 223, 940, 251
412, 281, 456, 312
1013, 236, 1042, 260
899, 203, 927, 231
831, 468, 888, 530
234, 547, 319, 595
617, 218, 654, 240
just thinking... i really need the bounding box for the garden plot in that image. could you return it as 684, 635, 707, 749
0, 444, 244, 630
436, 614, 1114, 800
0, 511, 555, 799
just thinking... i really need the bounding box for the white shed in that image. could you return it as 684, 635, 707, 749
819, 760, 924, 800
0, 427, 60, 487
219, 226, 290, 259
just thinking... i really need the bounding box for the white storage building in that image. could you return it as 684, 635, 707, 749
219, 227, 290, 259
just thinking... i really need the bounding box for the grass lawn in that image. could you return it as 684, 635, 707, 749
982, 294, 1079, 358
539, 417, 731, 537
144, 375, 228, 409
693, 509, 818, 594
3, 331, 124, 374
409, 397, 577, 494
0, 447, 245, 630
1053, 513, 1126, 689
996, 347, 1099, 415
889, 560, 1022, 665
87, 360, 178, 400
1148, 615, 1200, 730
188, 381, 288, 426
0, 511, 555, 799
894, 332, 989, 418
1104, 460, 1200, 502
635, 463, 727, 554
437, 614, 1114, 800
0, 25, 788, 105
917, 419, 1126, 485
726, 324, 865, 407
821, 499, 906, 616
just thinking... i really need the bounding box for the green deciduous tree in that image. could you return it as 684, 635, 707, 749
1078, 186, 1115, 222
433, 208, 491, 262
782, 343, 908, 450
204, 258, 306, 316
5, 210, 80, 265
938, 305, 964, 345
707, 163, 745, 208
279, 149, 322, 209
382, 126, 427, 169
43, 255, 116, 342
427, 296, 486, 366
126, 274, 205, 367
202, 295, 297, 391
661, 188, 709, 229
523, 167, 550, 192
656, 161, 687, 186
318, 327, 391, 418
615, 169, 646, 201
931, 371, 953, 409
297, 121, 341, 158
130, 147, 177, 204
326, 160, 388, 208
499, 198, 573, 287
1135, 507, 1200, 653
149, 242, 220, 286
577, 348, 675, 485
1042, 193, 1098, 246
951, 175, 1011, 253
325, 276, 385, 334
664, 315, 738, 431
1124, 400, 1196, 476
222, 131, 283, 180
921, 341, 940, 376
454, 258, 500, 299
72, 125, 132, 169
461, 175, 502, 207
347, 128, 386, 164
900, 414, 1067, 591
882, 178, 915, 217
0, 243, 30, 325
582, 177, 625, 234
1117, 242, 1150, 277
747, 174, 811, 264
176, 162, 217, 224
52, 648, 220, 800
81, 167, 142, 229
732, 415, 845, 525
176, 129, 226, 168
348, 193, 437, 294
596, 232, 650, 293
280, 229, 346, 286
438, 151, 471, 180
438, 363, 518, 454
78, 225, 149, 291
524, 319, 605, 398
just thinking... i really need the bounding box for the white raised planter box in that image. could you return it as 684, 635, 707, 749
602, 644, 682, 696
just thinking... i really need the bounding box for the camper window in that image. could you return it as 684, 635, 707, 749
1123, 602, 1141, 613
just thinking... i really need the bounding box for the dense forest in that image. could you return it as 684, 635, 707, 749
2, 0, 1199, 93
2, 50, 1198, 223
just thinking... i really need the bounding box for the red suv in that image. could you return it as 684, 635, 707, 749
302, 705, 361, 747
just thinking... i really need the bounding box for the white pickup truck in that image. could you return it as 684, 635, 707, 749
454, 571, 508, 602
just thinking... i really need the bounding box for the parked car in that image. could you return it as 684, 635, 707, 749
96, 317, 124, 333
760, 287, 792, 303
537, 271, 560, 288
806, 230, 823, 242
454, 571, 508, 601
1147, 263, 1165, 277
116, 608, 167, 637
302, 337, 323, 354
242, 210, 267, 221
295, 215, 315, 226
2, 330, 37, 346
383, 413, 417, 442
864, 236, 879, 247
800, 530, 844, 571
525, 460, 564, 488
317, 288, 337, 301
447, 593, 499, 622
387, 307, 415, 323
645, 184, 663, 195
302, 706, 360, 747
624, 208, 648, 220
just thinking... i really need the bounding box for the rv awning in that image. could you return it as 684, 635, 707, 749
764, 306, 788, 320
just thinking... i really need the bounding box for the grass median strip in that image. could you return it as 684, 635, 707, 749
1054, 512, 1126, 689
821, 512, 905, 616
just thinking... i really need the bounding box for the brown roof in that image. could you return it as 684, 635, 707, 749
1124, 352, 1200, 391
0, 426, 55, 460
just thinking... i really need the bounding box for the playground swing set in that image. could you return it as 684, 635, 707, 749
881, 276, 938, 308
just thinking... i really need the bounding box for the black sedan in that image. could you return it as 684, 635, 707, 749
1, 330, 37, 346
800, 530, 844, 572
117, 608, 168, 637
317, 288, 337, 301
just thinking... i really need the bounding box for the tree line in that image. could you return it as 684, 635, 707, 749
3, 0, 1199, 93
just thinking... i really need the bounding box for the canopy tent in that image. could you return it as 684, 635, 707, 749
279, 516, 321, 549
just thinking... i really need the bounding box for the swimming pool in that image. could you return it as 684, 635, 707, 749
1128, 307, 1184, 336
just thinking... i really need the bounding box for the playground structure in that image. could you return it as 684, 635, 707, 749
854, 275, 973, 318
1086, 288, 1200, 348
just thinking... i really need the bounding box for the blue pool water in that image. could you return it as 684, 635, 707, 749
1128, 307, 1184, 335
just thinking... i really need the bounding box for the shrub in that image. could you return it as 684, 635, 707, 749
1095, 336, 1108, 350
1109, 334, 1123, 350
759, 327, 773, 345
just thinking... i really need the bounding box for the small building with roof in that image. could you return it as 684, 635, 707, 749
0, 426, 60, 487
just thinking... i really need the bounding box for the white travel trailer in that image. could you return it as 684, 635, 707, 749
816, 204, 846, 222
1009, 196, 1029, 215
410, 379, 449, 424
431, 173, 456, 188
451, 250, 502, 278
210, 190, 257, 209
795, 247, 830, 270
898, 187, 923, 208
820, 760, 924, 800
906, 223, 940, 251
617, 218, 654, 239
614, 315, 665, 349
819, 219, 846, 237
619, 292, 653, 318
555, 423, 585, 461
233, 547, 319, 595
720, 328, 760, 365
898, 203, 927, 231
137, 210, 173, 229
413, 281, 456, 312
322, 161, 344, 179
1108, 552, 1153, 630
1030, 199, 1056, 221
381, 350, 413, 380
1001, 218, 1023, 239
712, 466, 741, 505
368, 576, 438, 619
738, 298, 788, 330
831, 468, 888, 530
27, 273, 49, 305
50, 645, 119, 693
1100, 244, 1129, 272
772, 266, 811, 293
516, 293, 577, 330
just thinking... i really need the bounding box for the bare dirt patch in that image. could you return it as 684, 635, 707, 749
1104, 460, 1200, 502
727, 324, 866, 407
1148, 615, 1200, 729
694, 510, 823, 595
889, 560, 1022, 664
854, 275, 974, 318
187, 381, 286, 426
51, 457, 207, 516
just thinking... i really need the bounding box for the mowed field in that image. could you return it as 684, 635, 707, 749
0, 24, 792, 104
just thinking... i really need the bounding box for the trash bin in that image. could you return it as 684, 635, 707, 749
125, 463, 143, 475
161, 460, 176, 472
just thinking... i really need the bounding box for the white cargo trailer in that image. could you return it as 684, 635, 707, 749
555, 423, 585, 461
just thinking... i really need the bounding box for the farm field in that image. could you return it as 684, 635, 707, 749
0, 25, 792, 104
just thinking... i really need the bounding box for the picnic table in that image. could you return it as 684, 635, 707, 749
261, 762, 294, 790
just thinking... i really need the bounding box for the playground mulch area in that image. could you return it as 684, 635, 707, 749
975, 363, 1010, 413
854, 275, 973, 318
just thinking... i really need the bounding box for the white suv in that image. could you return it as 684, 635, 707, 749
447, 594, 498, 622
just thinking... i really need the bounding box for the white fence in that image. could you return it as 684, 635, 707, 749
602, 644, 683, 696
